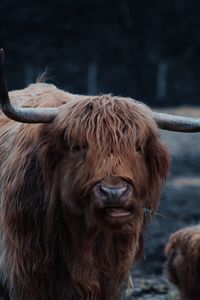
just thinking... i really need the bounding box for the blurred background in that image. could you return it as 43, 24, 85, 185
1, 0, 200, 107
1, 1, 200, 299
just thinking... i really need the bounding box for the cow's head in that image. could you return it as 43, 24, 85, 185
165, 226, 200, 300
45, 95, 169, 230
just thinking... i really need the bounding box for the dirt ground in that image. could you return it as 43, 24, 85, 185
125, 107, 200, 299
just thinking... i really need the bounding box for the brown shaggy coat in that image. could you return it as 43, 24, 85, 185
165, 226, 200, 300
0, 83, 169, 300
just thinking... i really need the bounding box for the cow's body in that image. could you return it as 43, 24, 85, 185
0, 83, 169, 300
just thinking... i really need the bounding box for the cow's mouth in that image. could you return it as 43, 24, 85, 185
104, 207, 132, 218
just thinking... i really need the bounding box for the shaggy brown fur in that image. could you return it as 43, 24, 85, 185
165, 226, 200, 300
0, 83, 169, 300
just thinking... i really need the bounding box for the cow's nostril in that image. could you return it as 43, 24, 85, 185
99, 185, 128, 200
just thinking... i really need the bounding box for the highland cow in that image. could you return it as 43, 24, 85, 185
0, 83, 169, 300
0, 49, 200, 300
165, 226, 200, 300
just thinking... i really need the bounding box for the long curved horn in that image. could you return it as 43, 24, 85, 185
152, 112, 200, 132
1, 50, 200, 130
0, 49, 58, 123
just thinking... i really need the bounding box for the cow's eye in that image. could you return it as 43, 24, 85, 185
71, 145, 81, 153
136, 146, 143, 154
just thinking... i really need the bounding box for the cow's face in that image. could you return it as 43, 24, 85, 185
47, 95, 169, 229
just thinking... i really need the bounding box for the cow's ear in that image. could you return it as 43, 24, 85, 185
145, 135, 169, 209
146, 136, 169, 182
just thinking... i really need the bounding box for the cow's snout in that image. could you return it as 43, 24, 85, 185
95, 182, 132, 207
100, 185, 127, 205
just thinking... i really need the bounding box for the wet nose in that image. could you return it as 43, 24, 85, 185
99, 184, 128, 206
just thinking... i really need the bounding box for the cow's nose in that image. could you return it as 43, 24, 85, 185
99, 184, 128, 206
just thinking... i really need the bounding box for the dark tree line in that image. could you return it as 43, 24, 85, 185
0, 0, 200, 106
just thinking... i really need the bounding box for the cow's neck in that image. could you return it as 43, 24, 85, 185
61, 212, 135, 300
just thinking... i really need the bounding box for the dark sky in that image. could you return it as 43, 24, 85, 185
0, 0, 200, 106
